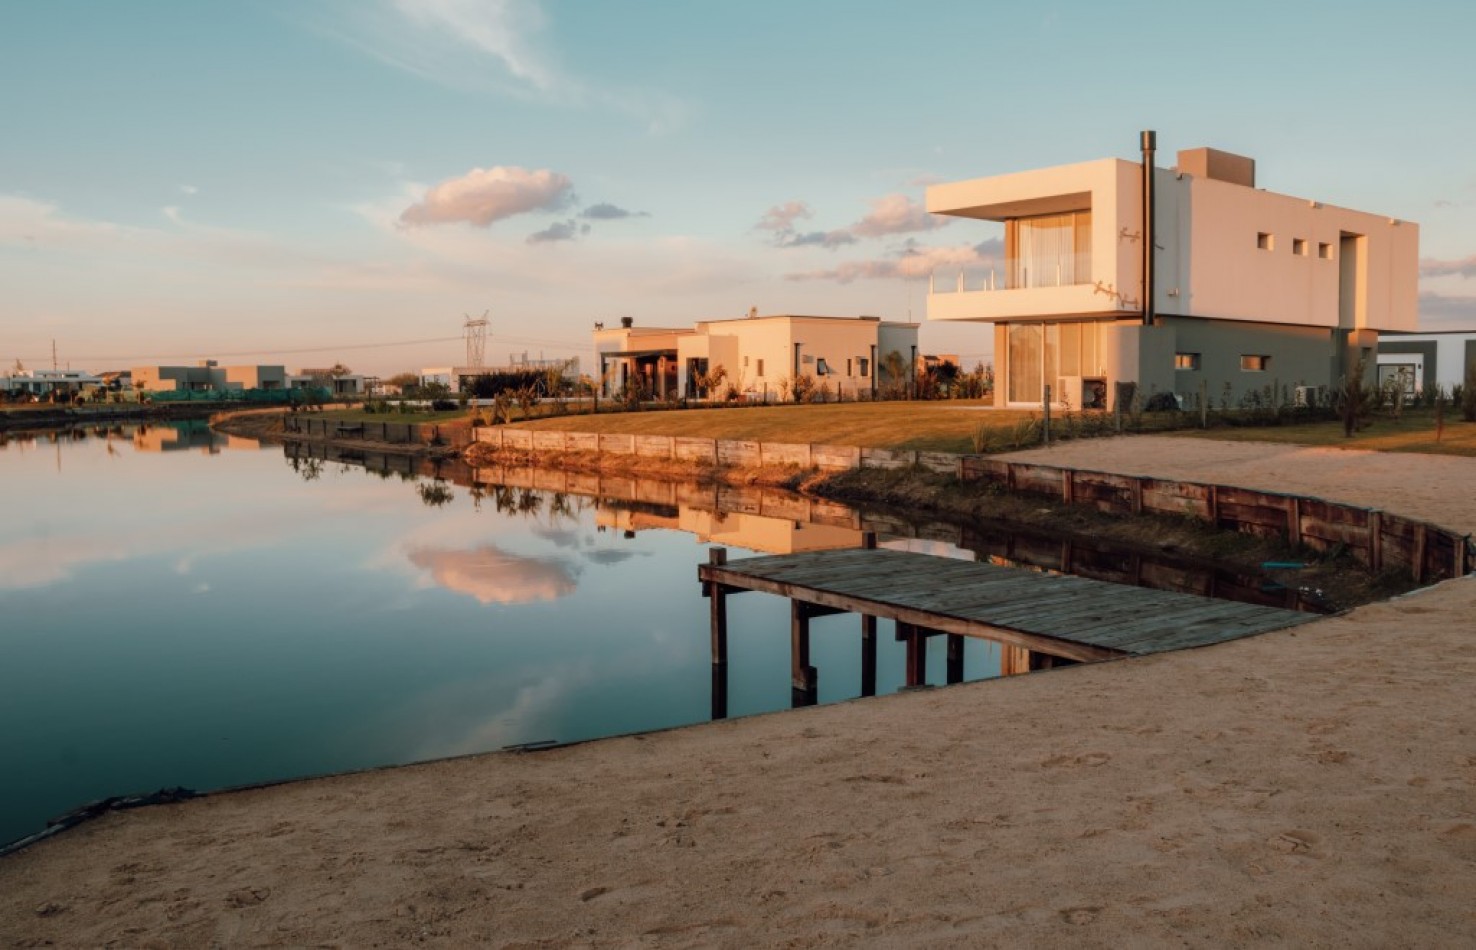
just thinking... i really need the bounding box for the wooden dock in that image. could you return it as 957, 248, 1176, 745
699, 540, 1319, 712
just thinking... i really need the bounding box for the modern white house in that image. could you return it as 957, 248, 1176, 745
1377, 330, 1476, 397
1, 368, 103, 398
594, 314, 919, 401
926, 134, 1420, 408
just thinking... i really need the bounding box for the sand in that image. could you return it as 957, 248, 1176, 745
3, 436, 1474, 947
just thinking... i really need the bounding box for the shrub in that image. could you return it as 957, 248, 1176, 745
1463, 365, 1476, 422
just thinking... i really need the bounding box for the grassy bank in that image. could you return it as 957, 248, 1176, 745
1168, 407, 1476, 455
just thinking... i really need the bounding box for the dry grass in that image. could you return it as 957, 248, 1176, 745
507, 401, 1039, 452
1170, 409, 1476, 457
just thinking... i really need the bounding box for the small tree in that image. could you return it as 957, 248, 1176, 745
1334, 357, 1380, 437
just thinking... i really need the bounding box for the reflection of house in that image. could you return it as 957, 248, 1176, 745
1377, 330, 1476, 396
133, 361, 287, 393
131, 422, 226, 453
927, 138, 1418, 408
594, 314, 919, 401
597, 506, 862, 555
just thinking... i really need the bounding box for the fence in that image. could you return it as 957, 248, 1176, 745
959, 457, 1473, 584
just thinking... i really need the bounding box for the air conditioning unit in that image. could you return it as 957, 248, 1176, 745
1294, 385, 1316, 408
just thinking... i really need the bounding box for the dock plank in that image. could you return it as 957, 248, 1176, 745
702, 548, 1315, 661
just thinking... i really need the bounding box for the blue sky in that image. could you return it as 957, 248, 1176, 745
3, 0, 1474, 376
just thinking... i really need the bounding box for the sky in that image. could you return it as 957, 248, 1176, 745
3, 0, 1475, 378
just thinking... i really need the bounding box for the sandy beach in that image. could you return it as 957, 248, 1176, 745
3, 436, 1474, 947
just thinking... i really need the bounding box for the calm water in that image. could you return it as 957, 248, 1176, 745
0, 422, 1309, 847
0, 423, 994, 846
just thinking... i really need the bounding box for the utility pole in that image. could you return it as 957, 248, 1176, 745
51, 339, 58, 371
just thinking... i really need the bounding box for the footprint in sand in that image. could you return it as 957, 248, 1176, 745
1060, 906, 1101, 924
1269, 830, 1320, 855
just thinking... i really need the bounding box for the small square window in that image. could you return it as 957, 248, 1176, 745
859, 357, 870, 377
1241, 355, 1270, 372
1293, 238, 1308, 256
1174, 352, 1201, 371
1257, 232, 1274, 251
815, 358, 829, 376
1318, 242, 1332, 260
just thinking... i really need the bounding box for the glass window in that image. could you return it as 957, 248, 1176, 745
1175, 353, 1201, 370
1240, 355, 1270, 371
1007, 210, 1092, 288
756, 359, 764, 376
858, 357, 869, 377
1257, 232, 1273, 250
1008, 324, 1043, 403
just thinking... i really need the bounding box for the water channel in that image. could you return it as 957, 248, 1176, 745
0, 421, 1320, 846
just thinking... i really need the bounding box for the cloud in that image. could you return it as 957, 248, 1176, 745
755, 200, 853, 249
526, 219, 589, 244
785, 242, 996, 284
1420, 255, 1476, 279
398, 165, 573, 228
778, 229, 856, 249
579, 203, 648, 220
757, 194, 946, 252
756, 200, 812, 233
849, 194, 948, 238
406, 543, 580, 604
178, 184, 199, 196
1418, 291, 1476, 329
391, 0, 559, 90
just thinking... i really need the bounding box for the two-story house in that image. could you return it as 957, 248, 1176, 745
926, 134, 1419, 409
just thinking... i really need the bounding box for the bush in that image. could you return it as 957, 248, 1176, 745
430, 398, 458, 412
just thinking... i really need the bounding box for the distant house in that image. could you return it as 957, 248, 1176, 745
594, 314, 919, 401
1376, 330, 1476, 397
290, 369, 366, 396
1, 368, 102, 398
927, 136, 1419, 409
132, 361, 287, 393
420, 356, 580, 394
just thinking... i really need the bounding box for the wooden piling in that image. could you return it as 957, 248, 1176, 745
790, 599, 817, 702
708, 548, 728, 667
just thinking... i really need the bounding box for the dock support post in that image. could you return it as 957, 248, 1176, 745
708, 548, 729, 718
790, 600, 817, 707
901, 622, 927, 687
860, 614, 877, 697
708, 548, 728, 666
946, 634, 965, 685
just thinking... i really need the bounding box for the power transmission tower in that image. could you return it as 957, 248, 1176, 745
464, 312, 489, 369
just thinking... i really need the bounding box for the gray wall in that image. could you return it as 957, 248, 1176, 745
1162, 316, 1344, 407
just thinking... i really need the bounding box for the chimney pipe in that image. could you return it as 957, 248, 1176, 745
620, 315, 634, 329
1141, 130, 1156, 326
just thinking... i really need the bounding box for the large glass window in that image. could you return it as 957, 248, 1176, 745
1007, 322, 1105, 404
1007, 210, 1092, 288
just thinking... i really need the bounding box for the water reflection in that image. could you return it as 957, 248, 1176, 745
406, 544, 580, 605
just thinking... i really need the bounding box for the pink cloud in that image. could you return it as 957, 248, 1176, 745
849, 194, 947, 238
399, 166, 573, 228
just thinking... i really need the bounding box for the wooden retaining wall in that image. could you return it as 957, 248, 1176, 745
960, 457, 1474, 585
474, 427, 958, 475
284, 415, 473, 448
472, 426, 1474, 584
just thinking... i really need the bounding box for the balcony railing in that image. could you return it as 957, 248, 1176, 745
930, 255, 1091, 295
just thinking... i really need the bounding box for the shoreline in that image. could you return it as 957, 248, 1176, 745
2, 436, 1475, 945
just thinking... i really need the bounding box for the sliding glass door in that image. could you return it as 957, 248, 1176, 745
1007, 322, 1105, 405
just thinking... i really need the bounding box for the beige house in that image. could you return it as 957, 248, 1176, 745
927, 135, 1419, 408
132, 361, 287, 393
594, 314, 919, 401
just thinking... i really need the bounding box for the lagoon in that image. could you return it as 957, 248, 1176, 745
0, 421, 1302, 847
